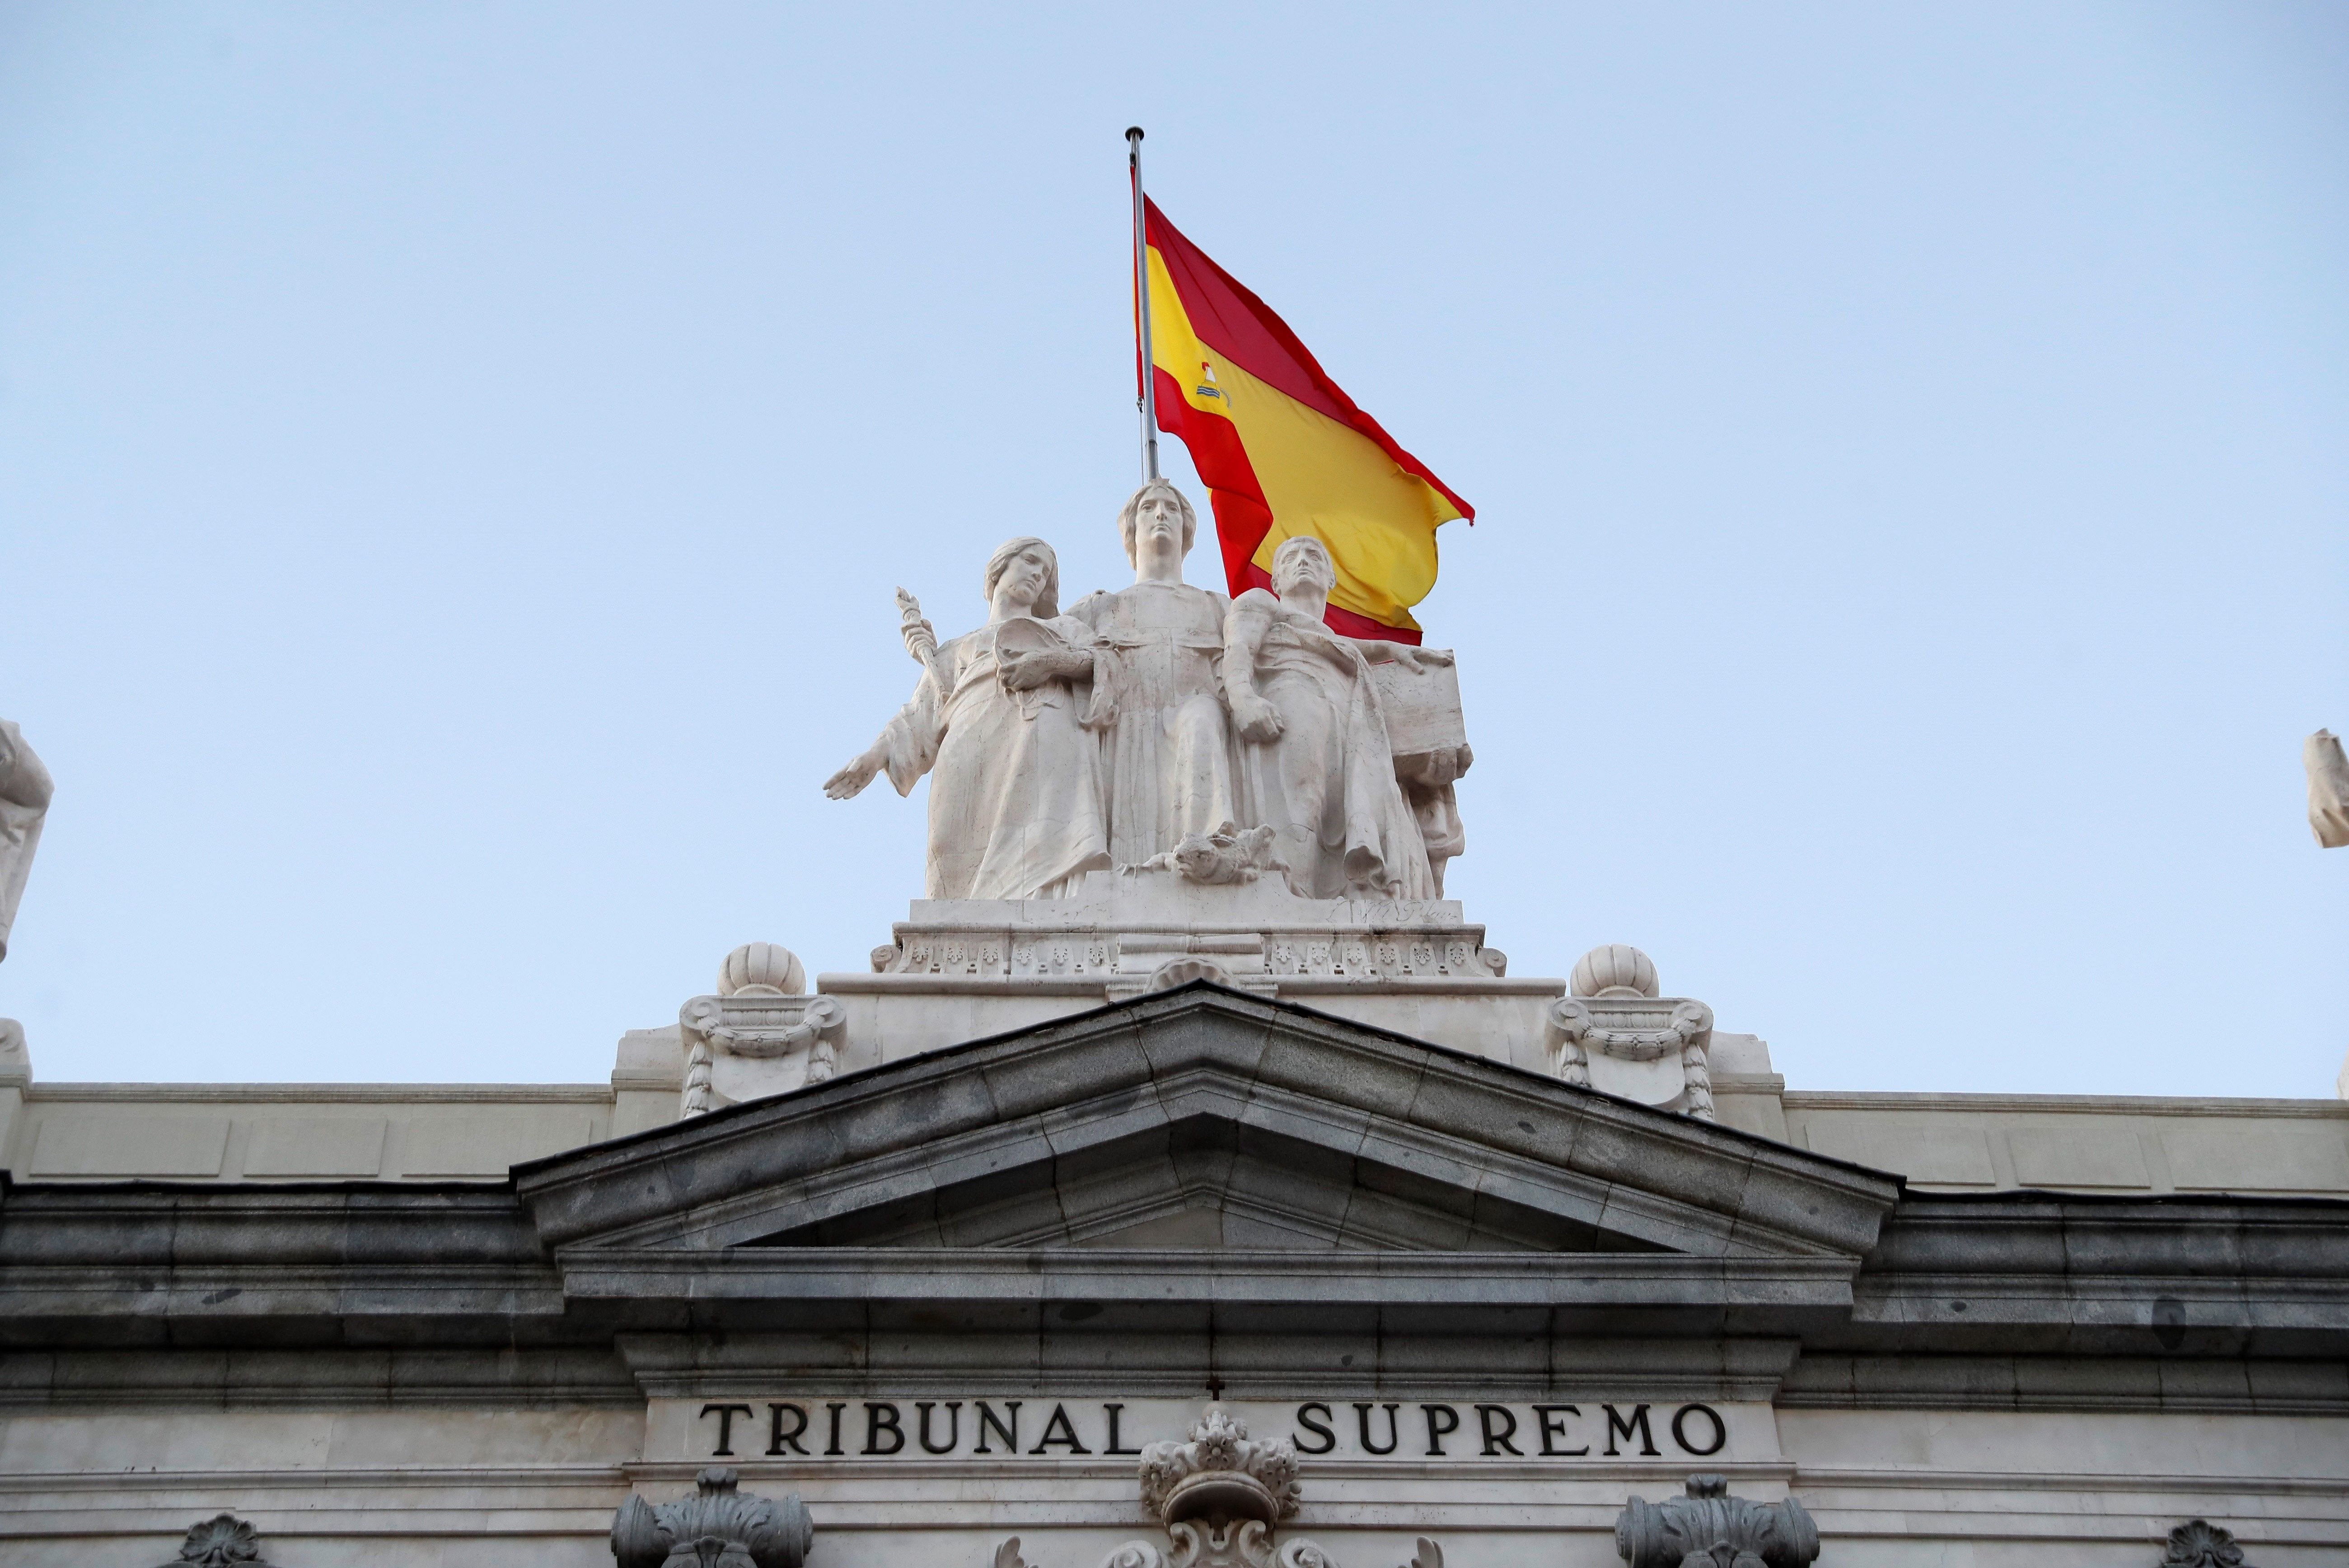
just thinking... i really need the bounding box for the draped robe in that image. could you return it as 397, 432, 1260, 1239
1226, 591, 1435, 901
870, 619, 1109, 901
1068, 582, 1240, 868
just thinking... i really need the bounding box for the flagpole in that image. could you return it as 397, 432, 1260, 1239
1127, 126, 1160, 483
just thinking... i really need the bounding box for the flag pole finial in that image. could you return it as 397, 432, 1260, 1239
1128, 127, 1160, 483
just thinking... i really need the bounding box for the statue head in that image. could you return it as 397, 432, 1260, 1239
983, 536, 1060, 619
1269, 534, 1336, 598
1118, 480, 1197, 566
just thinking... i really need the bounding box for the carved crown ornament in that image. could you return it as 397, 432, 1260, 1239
610, 1466, 814, 1568
999, 1409, 1441, 1568
1138, 1405, 1303, 1528
1614, 1475, 1819, 1568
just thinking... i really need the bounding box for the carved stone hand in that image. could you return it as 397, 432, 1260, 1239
1231, 693, 1286, 744
824, 748, 885, 800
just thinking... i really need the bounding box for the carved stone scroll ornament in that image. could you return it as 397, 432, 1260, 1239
2162, 1521, 2255, 1568
1547, 997, 1716, 1120
679, 994, 847, 1117
160, 1515, 273, 1568
1614, 1475, 1818, 1568
611, 1466, 814, 1568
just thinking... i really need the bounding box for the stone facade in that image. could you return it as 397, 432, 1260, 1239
2, 532, 2345, 1568
1, 983, 2344, 1565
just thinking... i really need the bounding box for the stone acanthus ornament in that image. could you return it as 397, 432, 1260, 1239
2161, 1520, 2254, 1568
610, 1466, 814, 1568
0, 718, 53, 965
159, 1513, 273, 1568
1614, 1475, 1820, 1568
2307, 729, 2349, 849
679, 943, 845, 1116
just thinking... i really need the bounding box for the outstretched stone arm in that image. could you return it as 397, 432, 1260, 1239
824, 665, 946, 801
998, 643, 1095, 693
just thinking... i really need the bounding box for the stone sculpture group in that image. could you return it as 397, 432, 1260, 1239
826, 481, 1471, 903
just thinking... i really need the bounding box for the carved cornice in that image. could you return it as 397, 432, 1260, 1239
520, 988, 1897, 1262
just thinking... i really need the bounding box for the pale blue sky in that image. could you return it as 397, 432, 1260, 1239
1, 4, 2343, 1095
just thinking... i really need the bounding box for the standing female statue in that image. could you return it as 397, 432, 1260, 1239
1066, 480, 1241, 867
824, 538, 1110, 901
1223, 536, 1439, 901
0, 719, 51, 962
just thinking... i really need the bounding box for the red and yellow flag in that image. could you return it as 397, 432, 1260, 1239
1139, 197, 1472, 643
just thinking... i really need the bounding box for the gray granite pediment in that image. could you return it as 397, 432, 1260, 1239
517, 986, 1898, 1274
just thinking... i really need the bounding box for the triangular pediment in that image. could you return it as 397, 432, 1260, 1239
518, 985, 1897, 1280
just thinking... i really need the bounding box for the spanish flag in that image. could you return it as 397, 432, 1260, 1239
1140, 197, 1472, 642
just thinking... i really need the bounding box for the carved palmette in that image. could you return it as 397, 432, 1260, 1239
159, 1515, 272, 1568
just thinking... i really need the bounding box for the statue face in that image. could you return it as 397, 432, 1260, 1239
1271, 540, 1335, 597
1136, 491, 1186, 554
993, 545, 1051, 611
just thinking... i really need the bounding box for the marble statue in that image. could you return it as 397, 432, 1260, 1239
1067, 481, 1242, 868
823, 484, 1470, 905
825, 538, 1111, 900
2307, 729, 2349, 849
1394, 747, 1469, 896
1223, 537, 1437, 901
0, 719, 52, 962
